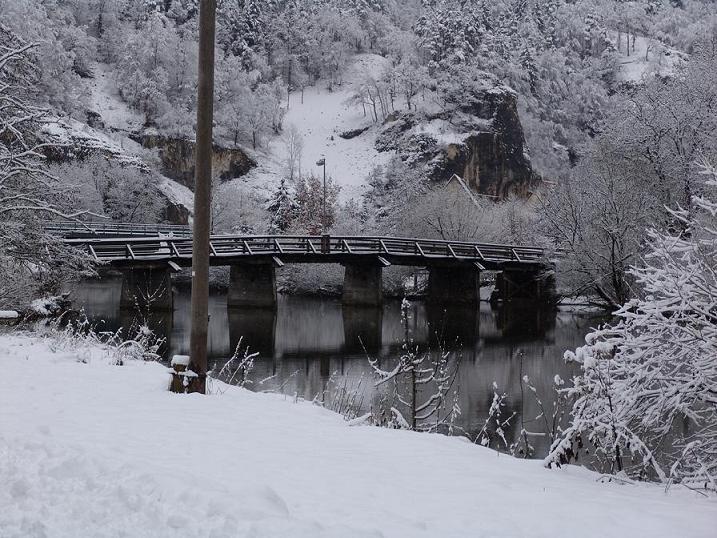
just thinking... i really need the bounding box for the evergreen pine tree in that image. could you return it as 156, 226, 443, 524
520, 45, 539, 95
267, 178, 298, 233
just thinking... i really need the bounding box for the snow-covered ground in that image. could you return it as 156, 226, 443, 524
88, 62, 145, 133
244, 54, 394, 202
1, 333, 715, 538
609, 32, 686, 82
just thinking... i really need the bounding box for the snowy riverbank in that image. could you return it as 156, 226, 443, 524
1, 332, 714, 538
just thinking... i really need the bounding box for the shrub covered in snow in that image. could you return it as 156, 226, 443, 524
30, 295, 71, 317
546, 164, 717, 492
37, 313, 165, 366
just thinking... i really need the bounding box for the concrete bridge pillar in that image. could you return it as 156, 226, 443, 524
492, 269, 557, 305
228, 263, 277, 309
427, 266, 479, 305
342, 264, 383, 306
120, 266, 173, 311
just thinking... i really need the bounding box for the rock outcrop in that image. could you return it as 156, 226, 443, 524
37, 119, 193, 225
375, 79, 539, 199
39, 119, 148, 169
133, 134, 256, 190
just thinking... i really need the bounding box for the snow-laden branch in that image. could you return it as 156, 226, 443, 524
0, 27, 94, 307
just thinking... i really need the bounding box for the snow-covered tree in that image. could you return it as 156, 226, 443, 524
282, 124, 304, 181
415, 1, 486, 69
49, 155, 164, 223
99, 169, 164, 223
0, 27, 91, 307
546, 164, 717, 491
211, 181, 268, 234
0, 0, 89, 114
267, 178, 298, 233
294, 173, 340, 234
539, 147, 657, 307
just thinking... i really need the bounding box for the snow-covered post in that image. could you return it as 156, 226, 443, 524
169, 355, 197, 393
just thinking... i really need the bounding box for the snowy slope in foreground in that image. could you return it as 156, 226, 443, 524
1, 334, 714, 538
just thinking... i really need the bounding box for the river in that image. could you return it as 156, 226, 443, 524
70, 278, 607, 458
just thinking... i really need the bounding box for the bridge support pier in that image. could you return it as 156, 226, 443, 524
342, 264, 383, 306
427, 266, 479, 305
120, 267, 173, 311
228, 263, 277, 309
492, 269, 557, 304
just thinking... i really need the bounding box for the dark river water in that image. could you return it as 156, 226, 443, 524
70, 278, 607, 458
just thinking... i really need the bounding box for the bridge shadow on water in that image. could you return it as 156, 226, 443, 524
70, 278, 608, 458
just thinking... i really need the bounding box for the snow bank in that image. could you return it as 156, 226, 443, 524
0, 333, 714, 538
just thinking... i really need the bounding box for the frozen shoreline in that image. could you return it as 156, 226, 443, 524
0, 332, 714, 537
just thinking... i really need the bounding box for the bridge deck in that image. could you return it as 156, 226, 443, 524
60, 233, 551, 271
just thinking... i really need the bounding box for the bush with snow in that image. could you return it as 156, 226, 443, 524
546, 164, 717, 492
30, 295, 70, 317
37, 313, 165, 366
368, 299, 461, 433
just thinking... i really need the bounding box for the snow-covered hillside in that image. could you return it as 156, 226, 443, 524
1, 333, 715, 538
87, 62, 145, 133
79, 54, 397, 207
244, 54, 394, 202
609, 32, 686, 83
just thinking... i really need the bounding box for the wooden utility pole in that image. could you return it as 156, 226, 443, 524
187, 0, 216, 394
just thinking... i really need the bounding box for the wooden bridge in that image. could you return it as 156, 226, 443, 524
50, 222, 556, 310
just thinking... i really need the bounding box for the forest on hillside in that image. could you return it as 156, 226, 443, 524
2, 0, 716, 307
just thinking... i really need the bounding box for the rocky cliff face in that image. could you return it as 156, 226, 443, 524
37, 120, 193, 225
375, 81, 539, 199
133, 134, 256, 190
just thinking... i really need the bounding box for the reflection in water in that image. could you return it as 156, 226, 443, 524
71, 279, 606, 457
228, 307, 276, 358
342, 306, 382, 353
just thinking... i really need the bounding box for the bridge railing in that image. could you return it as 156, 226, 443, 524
45, 221, 191, 238
65, 233, 550, 266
